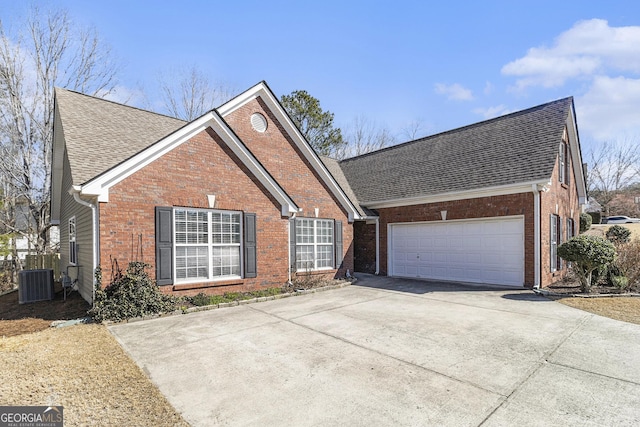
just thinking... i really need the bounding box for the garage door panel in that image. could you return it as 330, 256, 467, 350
390, 217, 524, 286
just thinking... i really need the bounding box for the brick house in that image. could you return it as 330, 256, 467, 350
51, 83, 585, 304
336, 97, 586, 288
51, 82, 361, 303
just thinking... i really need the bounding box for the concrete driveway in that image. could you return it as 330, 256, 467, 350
109, 275, 640, 426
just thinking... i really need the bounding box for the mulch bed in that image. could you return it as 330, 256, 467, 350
0, 283, 90, 337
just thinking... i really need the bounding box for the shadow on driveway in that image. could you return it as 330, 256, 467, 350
353, 273, 528, 295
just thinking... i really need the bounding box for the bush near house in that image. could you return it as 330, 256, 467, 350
587, 211, 602, 225
579, 213, 592, 233
606, 225, 632, 245
558, 235, 616, 293
89, 262, 177, 322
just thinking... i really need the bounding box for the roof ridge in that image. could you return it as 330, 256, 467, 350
55, 87, 186, 123
340, 96, 573, 164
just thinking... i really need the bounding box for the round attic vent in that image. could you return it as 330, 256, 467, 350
250, 113, 267, 132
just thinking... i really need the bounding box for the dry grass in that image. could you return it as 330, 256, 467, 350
557, 297, 640, 325
0, 285, 90, 337
0, 324, 189, 426
589, 223, 640, 240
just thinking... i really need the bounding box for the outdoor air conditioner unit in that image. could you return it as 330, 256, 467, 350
18, 269, 54, 304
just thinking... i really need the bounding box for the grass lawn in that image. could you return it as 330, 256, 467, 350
557, 297, 640, 325
0, 324, 189, 426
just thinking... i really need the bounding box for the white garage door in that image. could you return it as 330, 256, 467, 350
389, 217, 524, 286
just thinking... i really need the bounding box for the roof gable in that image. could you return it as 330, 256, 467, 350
218, 82, 362, 221
53, 88, 299, 216
339, 97, 578, 207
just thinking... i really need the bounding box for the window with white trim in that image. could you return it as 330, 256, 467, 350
550, 214, 562, 271
559, 132, 570, 185
566, 218, 575, 241
295, 218, 334, 270
69, 216, 77, 265
174, 208, 242, 282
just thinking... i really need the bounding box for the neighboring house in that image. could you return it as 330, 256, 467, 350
608, 192, 640, 218
51, 82, 361, 303
51, 83, 586, 304
337, 97, 586, 289
585, 197, 603, 224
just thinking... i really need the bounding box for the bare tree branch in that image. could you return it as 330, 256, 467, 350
332, 116, 397, 160
0, 6, 119, 256
400, 119, 428, 141
587, 138, 640, 216
158, 66, 236, 120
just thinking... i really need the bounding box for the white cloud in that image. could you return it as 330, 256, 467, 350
473, 105, 511, 120
101, 85, 146, 107
434, 83, 474, 101
502, 19, 640, 90
483, 81, 494, 95
577, 75, 640, 141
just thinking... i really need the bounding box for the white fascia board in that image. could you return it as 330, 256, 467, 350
81, 113, 215, 200
51, 103, 65, 222
218, 82, 362, 222
207, 115, 298, 216
566, 108, 587, 201
79, 112, 298, 215
363, 180, 550, 209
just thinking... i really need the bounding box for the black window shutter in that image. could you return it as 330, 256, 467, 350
244, 213, 257, 278
558, 216, 563, 270
155, 206, 173, 286
289, 219, 297, 272
334, 220, 343, 269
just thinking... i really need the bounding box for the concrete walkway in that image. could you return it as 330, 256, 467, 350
109, 275, 640, 426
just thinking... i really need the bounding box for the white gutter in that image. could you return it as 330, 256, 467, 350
70, 186, 99, 305
363, 180, 550, 210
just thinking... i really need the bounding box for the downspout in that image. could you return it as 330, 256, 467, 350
70, 187, 98, 305
532, 184, 541, 288
532, 182, 550, 289
375, 218, 380, 275
287, 211, 298, 285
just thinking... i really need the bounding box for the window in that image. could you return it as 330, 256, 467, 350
566, 218, 575, 241
68, 216, 77, 265
550, 214, 562, 271
174, 208, 242, 282
295, 218, 334, 270
559, 135, 570, 185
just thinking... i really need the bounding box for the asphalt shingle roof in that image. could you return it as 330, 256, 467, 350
320, 156, 378, 217
339, 97, 574, 204
55, 88, 186, 185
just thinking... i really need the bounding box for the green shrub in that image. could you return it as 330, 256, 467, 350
89, 262, 177, 322
606, 225, 631, 245
610, 275, 629, 290
185, 287, 284, 307
587, 211, 602, 225
189, 293, 212, 306
579, 213, 592, 233
558, 235, 615, 293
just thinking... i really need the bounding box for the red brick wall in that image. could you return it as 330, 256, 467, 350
98, 100, 353, 296
354, 222, 376, 274
223, 98, 353, 276
375, 193, 536, 287
540, 143, 581, 287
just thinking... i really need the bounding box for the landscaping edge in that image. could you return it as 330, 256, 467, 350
99, 280, 354, 326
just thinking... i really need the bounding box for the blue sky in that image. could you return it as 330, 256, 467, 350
2, 0, 640, 153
